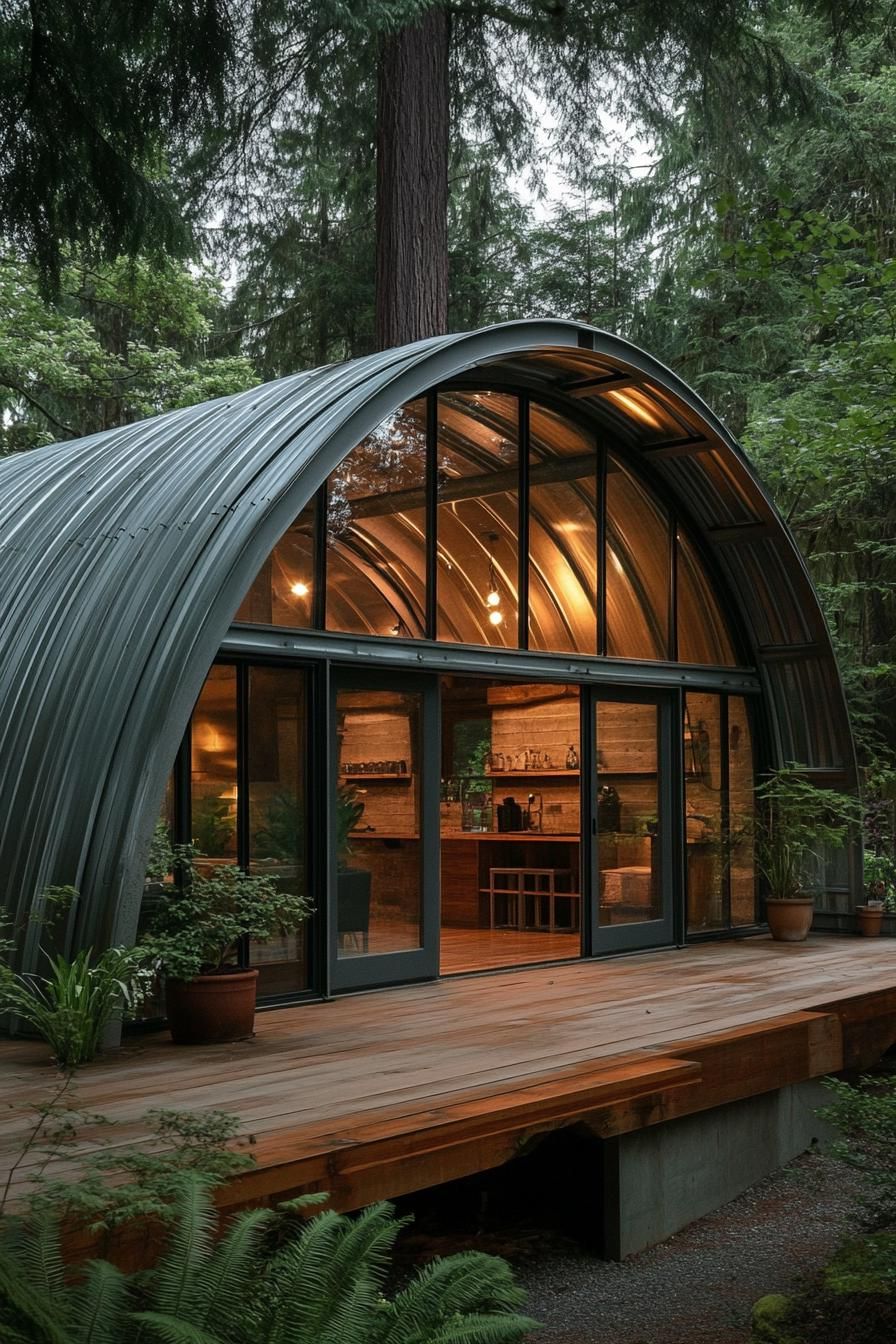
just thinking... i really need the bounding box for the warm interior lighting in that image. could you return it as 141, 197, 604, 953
218, 786, 238, 801
488, 609, 504, 626
602, 387, 666, 431
485, 546, 501, 609
290, 580, 310, 598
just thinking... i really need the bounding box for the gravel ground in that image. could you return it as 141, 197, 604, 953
517, 1151, 866, 1344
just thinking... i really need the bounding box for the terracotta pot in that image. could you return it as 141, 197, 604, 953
165, 968, 259, 1045
856, 905, 885, 937
765, 897, 815, 942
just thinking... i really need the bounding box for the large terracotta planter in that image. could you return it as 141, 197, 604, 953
765, 897, 815, 942
165, 968, 259, 1045
856, 905, 885, 937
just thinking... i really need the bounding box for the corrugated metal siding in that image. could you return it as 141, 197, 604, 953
0, 320, 858, 964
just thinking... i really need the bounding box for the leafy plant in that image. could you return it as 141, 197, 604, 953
191, 795, 235, 857
0, 1175, 536, 1344
141, 850, 312, 981
24, 1107, 255, 1233
0, 946, 157, 1071
818, 1072, 896, 1230
253, 790, 304, 864
336, 783, 365, 870
863, 850, 896, 910
753, 766, 860, 901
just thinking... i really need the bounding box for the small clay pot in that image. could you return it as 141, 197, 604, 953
765, 896, 815, 942
856, 904, 885, 937
165, 968, 259, 1045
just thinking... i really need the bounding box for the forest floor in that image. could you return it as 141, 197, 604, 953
396, 1148, 868, 1344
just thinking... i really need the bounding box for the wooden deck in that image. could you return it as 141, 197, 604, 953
2, 936, 895, 1242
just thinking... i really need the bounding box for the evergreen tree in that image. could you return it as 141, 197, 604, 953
0, 0, 233, 294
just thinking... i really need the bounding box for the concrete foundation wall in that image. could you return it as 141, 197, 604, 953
603, 1080, 835, 1259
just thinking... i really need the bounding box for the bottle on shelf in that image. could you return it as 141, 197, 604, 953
565, 744, 579, 770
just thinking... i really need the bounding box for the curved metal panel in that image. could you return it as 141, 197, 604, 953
0, 319, 857, 965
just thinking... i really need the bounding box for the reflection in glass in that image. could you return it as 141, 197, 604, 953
235, 498, 316, 628
677, 531, 736, 666
190, 665, 238, 864
596, 701, 662, 925
729, 697, 756, 925
528, 406, 598, 655
605, 457, 670, 659
436, 392, 519, 646
248, 666, 309, 994
335, 688, 423, 957
685, 694, 725, 931
326, 400, 428, 637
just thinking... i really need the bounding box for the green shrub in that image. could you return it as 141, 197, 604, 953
141, 850, 312, 981
0, 1176, 537, 1344
818, 1072, 896, 1228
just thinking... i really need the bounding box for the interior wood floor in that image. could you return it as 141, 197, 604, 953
439, 925, 580, 973
3, 935, 895, 1213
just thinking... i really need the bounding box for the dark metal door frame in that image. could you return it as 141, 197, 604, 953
327, 667, 440, 992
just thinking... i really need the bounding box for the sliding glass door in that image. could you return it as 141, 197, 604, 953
589, 690, 676, 953
329, 671, 440, 990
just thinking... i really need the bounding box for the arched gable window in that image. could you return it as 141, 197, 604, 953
235, 389, 741, 668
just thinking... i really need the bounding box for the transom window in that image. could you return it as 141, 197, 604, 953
235, 390, 739, 666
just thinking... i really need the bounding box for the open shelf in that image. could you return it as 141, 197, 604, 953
485, 769, 579, 779
341, 772, 412, 782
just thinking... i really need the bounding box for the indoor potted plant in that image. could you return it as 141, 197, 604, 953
142, 847, 312, 1044
336, 784, 371, 952
755, 766, 860, 942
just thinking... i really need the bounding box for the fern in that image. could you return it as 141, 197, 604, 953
128, 1312, 223, 1344
0, 1246, 70, 1344
21, 1208, 67, 1301
0, 1177, 535, 1344
379, 1253, 533, 1344
190, 1206, 276, 1334
149, 1176, 219, 1321
69, 1260, 130, 1344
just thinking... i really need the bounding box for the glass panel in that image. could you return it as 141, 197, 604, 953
325, 399, 428, 638
439, 677, 581, 973
336, 688, 423, 957
234, 498, 316, 628
190, 665, 238, 866
605, 457, 670, 659
436, 392, 519, 646
528, 406, 598, 655
596, 700, 662, 925
600, 385, 679, 438
677, 531, 737, 666
685, 694, 726, 932
248, 666, 309, 994
729, 697, 756, 925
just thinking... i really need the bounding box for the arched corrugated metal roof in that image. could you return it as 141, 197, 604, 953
0, 320, 856, 964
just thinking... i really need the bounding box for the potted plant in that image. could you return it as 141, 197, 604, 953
857, 850, 896, 936
142, 847, 312, 1044
755, 766, 860, 942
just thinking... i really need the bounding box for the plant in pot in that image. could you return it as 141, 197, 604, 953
336, 784, 371, 953
858, 850, 896, 936
142, 847, 312, 1044
755, 766, 860, 942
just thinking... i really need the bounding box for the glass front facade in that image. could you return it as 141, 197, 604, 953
153, 378, 760, 1005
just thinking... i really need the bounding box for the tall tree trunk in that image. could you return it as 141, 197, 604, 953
375, 8, 450, 351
